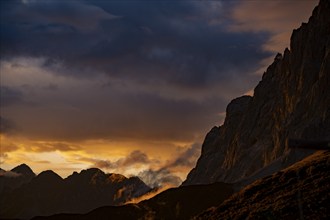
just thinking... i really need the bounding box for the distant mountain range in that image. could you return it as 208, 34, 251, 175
0, 164, 150, 219
31, 150, 330, 220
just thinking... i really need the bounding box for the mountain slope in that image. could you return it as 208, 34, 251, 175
183, 0, 330, 185
194, 150, 330, 219
0, 167, 150, 219
32, 182, 234, 220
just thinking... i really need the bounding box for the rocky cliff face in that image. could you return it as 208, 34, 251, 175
183, 0, 330, 185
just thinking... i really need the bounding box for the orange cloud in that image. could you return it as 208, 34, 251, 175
0, 132, 199, 184
80, 150, 159, 170
26, 141, 82, 152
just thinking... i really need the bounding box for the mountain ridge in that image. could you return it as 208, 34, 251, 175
0, 165, 151, 219
183, 0, 330, 186
30, 150, 330, 220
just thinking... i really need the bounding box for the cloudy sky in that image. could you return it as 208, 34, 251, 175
0, 0, 317, 187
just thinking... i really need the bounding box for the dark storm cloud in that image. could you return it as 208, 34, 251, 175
42, 83, 58, 91
0, 116, 17, 134
0, 86, 23, 107
1, 83, 227, 141
0, 0, 269, 89
1, 0, 313, 143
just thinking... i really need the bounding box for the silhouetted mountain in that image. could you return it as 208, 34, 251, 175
183, 0, 330, 186
32, 182, 234, 220
194, 150, 330, 219
31, 151, 330, 220
11, 164, 35, 178
0, 164, 36, 195
34, 170, 63, 183
0, 167, 151, 219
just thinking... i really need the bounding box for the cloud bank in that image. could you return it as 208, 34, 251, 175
0, 0, 318, 182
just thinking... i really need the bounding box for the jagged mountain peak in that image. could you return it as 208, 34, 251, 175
80, 167, 105, 177
11, 164, 35, 177
1, 166, 151, 219
107, 173, 127, 183
66, 168, 107, 185
128, 176, 143, 182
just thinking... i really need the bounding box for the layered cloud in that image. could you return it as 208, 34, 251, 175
79, 143, 201, 187
82, 150, 156, 170
0, 57, 228, 142
0, 0, 318, 182
137, 143, 201, 187
0, 0, 269, 142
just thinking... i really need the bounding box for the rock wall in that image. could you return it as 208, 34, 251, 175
183, 0, 330, 185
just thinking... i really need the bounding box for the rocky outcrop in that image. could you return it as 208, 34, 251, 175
183, 0, 330, 185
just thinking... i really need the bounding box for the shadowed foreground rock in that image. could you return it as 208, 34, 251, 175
32, 182, 234, 220
194, 150, 330, 219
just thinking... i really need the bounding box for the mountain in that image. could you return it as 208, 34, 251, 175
0, 164, 36, 194
11, 164, 36, 177
183, 0, 330, 186
0, 167, 151, 219
5, 1, 330, 219
32, 182, 234, 220
194, 150, 330, 219
31, 150, 330, 220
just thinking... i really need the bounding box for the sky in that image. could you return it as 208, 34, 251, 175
0, 0, 318, 188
